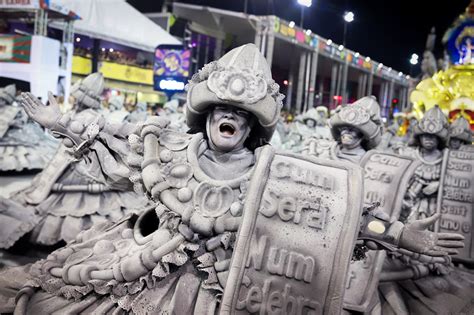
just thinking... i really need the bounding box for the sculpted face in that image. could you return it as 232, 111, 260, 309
339, 126, 363, 149
449, 138, 462, 150
420, 134, 439, 150
208, 105, 251, 152
305, 119, 316, 128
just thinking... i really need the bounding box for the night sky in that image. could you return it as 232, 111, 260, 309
128, 0, 468, 75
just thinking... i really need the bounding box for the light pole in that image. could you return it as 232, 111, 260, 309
297, 0, 312, 28
409, 53, 419, 76
342, 11, 354, 47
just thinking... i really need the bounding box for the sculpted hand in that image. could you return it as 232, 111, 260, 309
20, 92, 62, 129
422, 181, 439, 195
399, 214, 464, 256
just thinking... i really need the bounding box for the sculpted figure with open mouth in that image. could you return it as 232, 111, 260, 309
208, 105, 252, 152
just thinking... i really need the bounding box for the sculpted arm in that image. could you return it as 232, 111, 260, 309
21, 92, 104, 154
21, 92, 169, 188
358, 205, 464, 257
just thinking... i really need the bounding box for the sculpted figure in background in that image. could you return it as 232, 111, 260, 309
302, 97, 443, 313
420, 27, 438, 80
448, 115, 472, 149
303, 96, 382, 163
3, 45, 463, 314
268, 117, 289, 149
161, 99, 188, 132
286, 107, 331, 152
399, 106, 448, 223
315, 105, 329, 126
0, 84, 58, 171
377, 108, 474, 315
105, 94, 130, 123
384, 112, 408, 150
0, 73, 151, 254
126, 101, 148, 124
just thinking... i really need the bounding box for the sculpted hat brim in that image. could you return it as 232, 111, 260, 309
330, 115, 382, 150
450, 130, 473, 143
414, 125, 449, 142
186, 81, 277, 142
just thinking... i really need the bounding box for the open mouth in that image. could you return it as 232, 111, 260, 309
219, 122, 236, 137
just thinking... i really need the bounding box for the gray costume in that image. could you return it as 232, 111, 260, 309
0, 84, 58, 171
0, 74, 151, 250
2, 46, 465, 315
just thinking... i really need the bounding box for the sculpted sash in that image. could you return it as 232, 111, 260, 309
437, 146, 474, 264
343, 151, 419, 312
220, 150, 363, 314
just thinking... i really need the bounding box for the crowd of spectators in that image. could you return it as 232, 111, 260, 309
73, 47, 153, 69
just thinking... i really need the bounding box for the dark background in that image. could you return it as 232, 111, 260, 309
127, 0, 469, 74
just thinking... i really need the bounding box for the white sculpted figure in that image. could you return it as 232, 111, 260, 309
105, 94, 130, 123
2, 45, 464, 314
126, 102, 148, 124
303, 96, 382, 163
399, 106, 449, 222
448, 115, 472, 149
0, 84, 58, 171
0, 73, 151, 252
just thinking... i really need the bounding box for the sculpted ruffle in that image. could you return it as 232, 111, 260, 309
23, 208, 212, 313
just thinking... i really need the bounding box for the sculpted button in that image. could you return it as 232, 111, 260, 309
177, 187, 193, 202
230, 202, 243, 216
70, 120, 85, 134
159, 149, 173, 163
121, 228, 134, 239
367, 221, 386, 234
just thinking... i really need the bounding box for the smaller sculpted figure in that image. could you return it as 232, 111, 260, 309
1, 45, 464, 315
161, 99, 188, 132
0, 73, 151, 252
315, 105, 329, 126
126, 102, 148, 124
399, 105, 448, 223
378, 108, 474, 315
420, 50, 438, 80
303, 96, 382, 163
448, 115, 472, 149
286, 107, 331, 152
313, 105, 332, 140
303, 98, 470, 314
105, 94, 130, 123
268, 117, 289, 149
0, 84, 59, 171
384, 112, 408, 150
420, 27, 438, 80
